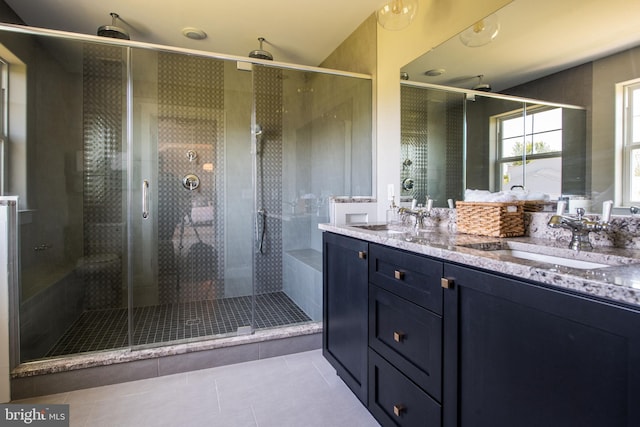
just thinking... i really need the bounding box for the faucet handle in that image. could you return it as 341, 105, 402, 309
602, 200, 613, 223
576, 207, 585, 219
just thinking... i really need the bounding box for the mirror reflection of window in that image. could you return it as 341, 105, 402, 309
496, 106, 563, 199
619, 79, 640, 205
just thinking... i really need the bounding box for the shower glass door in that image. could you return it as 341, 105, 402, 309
5, 24, 371, 362
129, 50, 255, 347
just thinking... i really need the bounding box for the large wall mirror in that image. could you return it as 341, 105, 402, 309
399, 82, 585, 207
400, 0, 640, 212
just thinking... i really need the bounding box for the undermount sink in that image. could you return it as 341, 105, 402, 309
489, 249, 608, 269
457, 241, 622, 270
350, 223, 405, 234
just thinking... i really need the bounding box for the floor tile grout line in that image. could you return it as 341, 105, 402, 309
42, 291, 311, 358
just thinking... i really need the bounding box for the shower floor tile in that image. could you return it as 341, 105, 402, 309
45, 292, 311, 358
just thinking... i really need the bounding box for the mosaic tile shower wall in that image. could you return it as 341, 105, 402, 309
445, 92, 464, 203
401, 85, 429, 202
400, 86, 465, 205
82, 45, 125, 310
157, 53, 225, 303
254, 66, 284, 295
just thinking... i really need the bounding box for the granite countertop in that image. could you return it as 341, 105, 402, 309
319, 222, 640, 308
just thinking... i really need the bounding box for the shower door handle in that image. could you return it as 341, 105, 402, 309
142, 180, 150, 219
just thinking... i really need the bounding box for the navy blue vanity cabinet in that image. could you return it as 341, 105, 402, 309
322, 232, 369, 404
368, 243, 444, 426
442, 263, 640, 427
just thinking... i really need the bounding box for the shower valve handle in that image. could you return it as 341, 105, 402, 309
183, 174, 200, 191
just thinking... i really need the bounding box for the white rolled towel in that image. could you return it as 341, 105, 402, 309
464, 189, 518, 203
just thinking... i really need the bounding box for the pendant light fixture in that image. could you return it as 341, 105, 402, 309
376, 0, 419, 31
459, 14, 500, 47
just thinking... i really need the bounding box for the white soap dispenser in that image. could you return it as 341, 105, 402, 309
386, 196, 398, 224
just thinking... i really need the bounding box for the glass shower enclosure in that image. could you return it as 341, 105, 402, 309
1, 25, 372, 364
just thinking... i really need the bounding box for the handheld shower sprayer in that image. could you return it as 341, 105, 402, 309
253, 124, 264, 155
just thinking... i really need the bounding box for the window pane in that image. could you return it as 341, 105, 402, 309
531, 130, 562, 154
632, 88, 640, 144
501, 136, 524, 159
500, 161, 522, 191
531, 108, 562, 133
631, 148, 640, 202
523, 157, 562, 199
524, 113, 533, 135
501, 116, 524, 138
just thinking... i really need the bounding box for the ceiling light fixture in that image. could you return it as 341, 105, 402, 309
182, 27, 207, 40
425, 68, 446, 77
459, 14, 500, 47
376, 0, 419, 31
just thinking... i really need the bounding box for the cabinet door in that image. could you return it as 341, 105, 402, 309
443, 263, 640, 427
322, 232, 369, 404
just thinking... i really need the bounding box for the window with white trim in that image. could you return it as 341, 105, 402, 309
496, 106, 563, 198
619, 79, 640, 206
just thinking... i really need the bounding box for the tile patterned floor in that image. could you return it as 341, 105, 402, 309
46, 292, 311, 358
13, 350, 380, 427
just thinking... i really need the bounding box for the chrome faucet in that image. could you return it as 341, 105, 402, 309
547, 207, 609, 251
399, 206, 430, 230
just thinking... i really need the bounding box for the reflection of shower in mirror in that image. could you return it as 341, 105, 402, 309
402, 178, 414, 190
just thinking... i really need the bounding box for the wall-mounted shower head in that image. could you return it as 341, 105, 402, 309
248, 37, 273, 61
97, 13, 130, 40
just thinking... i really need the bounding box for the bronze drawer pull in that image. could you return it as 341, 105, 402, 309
441, 277, 453, 289
358, 251, 367, 259
394, 270, 404, 280
393, 331, 405, 343
393, 404, 406, 417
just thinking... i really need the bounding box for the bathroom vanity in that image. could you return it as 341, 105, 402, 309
321, 222, 640, 427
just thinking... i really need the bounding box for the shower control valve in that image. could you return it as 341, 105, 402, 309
182, 174, 200, 191
186, 150, 198, 162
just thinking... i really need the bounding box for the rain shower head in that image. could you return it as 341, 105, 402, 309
97, 13, 130, 40
248, 37, 273, 61
473, 75, 492, 92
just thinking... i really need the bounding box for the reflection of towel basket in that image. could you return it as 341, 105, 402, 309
523, 200, 557, 212
456, 201, 525, 237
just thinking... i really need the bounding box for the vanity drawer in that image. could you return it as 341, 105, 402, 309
369, 348, 441, 427
369, 243, 443, 314
369, 285, 442, 401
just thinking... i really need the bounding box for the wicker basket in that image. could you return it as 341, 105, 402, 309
456, 201, 525, 237
523, 200, 557, 212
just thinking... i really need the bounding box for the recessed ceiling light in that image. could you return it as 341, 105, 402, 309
182, 27, 207, 40
425, 68, 446, 77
